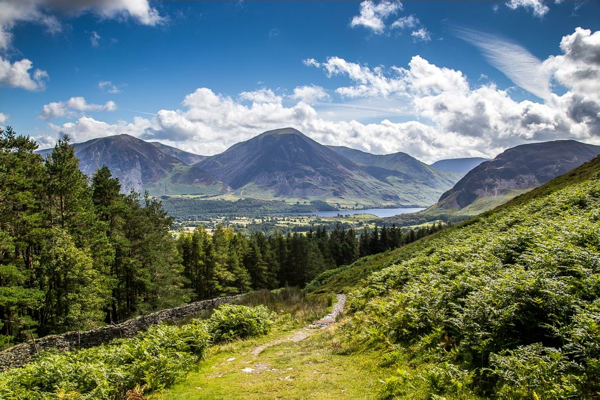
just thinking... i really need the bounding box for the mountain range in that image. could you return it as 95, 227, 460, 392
38, 128, 463, 208
37, 129, 599, 212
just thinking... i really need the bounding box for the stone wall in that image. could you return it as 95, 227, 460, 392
0, 294, 242, 372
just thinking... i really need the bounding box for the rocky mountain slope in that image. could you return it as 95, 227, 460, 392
436, 139, 600, 212
429, 157, 489, 175
38, 134, 228, 195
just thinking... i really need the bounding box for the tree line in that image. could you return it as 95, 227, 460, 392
0, 127, 443, 348
176, 221, 444, 301
0, 128, 188, 347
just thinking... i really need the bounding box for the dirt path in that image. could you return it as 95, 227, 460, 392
250, 294, 346, 355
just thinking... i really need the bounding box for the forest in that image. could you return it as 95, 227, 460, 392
0, 127, 442, 349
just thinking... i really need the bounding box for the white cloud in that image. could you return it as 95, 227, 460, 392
505, 0, 550, 18
543, 27, 600, 98
0, 0, 61, 50
40, 97, 117, 119
90, 30, 100, 47
403, 55, 470, 95
98, 80, 121, 94
309, 56, 407, 98
291, 85, 330, 104
0, 0, 164, 51
350, 0, 402, 34
411, 27, 431, 42
40, 28, 600, 163
239, 88, 282, 104
453, 27, 552, 100
0, 112, 8, 124
303, 58, 320, 68
0, 56, 48, 90
391, 15, 418, 30
48, 115, 151, 143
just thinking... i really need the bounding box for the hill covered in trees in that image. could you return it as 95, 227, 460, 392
308, 154, 600, 398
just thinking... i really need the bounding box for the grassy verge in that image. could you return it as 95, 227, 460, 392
151, 323, 391, 400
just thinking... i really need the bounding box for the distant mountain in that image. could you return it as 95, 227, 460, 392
327, 145, 461, 205
38, 134, 228, 196
436, 140, 600, 212
383, 139, 600, 227
191, 128, 397, 207
190, 128, 454, 207
430, 157, 489, 175
150, 142, 207, 165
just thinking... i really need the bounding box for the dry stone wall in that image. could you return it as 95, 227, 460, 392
0, 294, 242, 372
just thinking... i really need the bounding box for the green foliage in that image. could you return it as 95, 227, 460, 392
310, 157, 600, 399
208, 304, 273, 343
162, 197, 336, 222
0, 129, 190, 343
0, 303, 273, 399
0, 319, 210, 399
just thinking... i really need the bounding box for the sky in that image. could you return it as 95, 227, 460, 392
0, 0, 599, 163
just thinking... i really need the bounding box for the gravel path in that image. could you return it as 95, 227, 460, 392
251, 294, 346, 355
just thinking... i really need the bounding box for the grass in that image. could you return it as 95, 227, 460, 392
150, 323, 391, 400
239, 288, 331, 330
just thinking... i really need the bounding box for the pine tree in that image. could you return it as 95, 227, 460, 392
0, 127, 45, 344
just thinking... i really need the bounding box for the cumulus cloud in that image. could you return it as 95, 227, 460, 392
391, 15, 418, 30
48, 115, 151, 143
303, 58, 320, 68
0, 56, 48, 90
0, 0, 61, 50
505, 0, 550, 18
0, 112, 8, 124
307, 56, 406, 98
350, 0, 402, 34
98, 80, 121, 94
453, 27, 552, 100
40, 28, 600, 163
411, 27, 431, 42
40, 97, 117, 119
543, 28, 600, 98
0, 0, 164, 50
291, 85, 330, 104
239, 88, 282, 104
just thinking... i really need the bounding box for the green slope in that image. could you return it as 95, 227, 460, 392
308, 155, 600, 398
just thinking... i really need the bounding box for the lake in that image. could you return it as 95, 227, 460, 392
294, 207, 425, 218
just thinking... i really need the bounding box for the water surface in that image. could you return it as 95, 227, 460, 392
294, 207, 425, 218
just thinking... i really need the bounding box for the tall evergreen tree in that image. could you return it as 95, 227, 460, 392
0, 128, 45, 344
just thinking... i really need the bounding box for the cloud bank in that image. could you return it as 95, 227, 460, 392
41, 28, 600, 164
41, 97, 117, 120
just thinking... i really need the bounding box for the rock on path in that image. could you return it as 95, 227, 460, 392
251, 294, 346, 355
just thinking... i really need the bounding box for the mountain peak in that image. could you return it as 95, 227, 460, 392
259, 127, 304, 137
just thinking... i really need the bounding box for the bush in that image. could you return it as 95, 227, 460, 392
0, 320, 210, 399
208, 304, 273, 343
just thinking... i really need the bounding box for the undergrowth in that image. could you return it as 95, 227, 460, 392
336, 178, 600, 399
0, 304, 274, 400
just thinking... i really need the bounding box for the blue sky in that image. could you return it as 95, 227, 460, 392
1, 0, 599, 162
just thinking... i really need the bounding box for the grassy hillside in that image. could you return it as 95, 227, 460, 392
308, 155, 600, 399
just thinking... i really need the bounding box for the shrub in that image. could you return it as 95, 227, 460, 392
208, 304, 273, 343
0, 320, 210, 399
